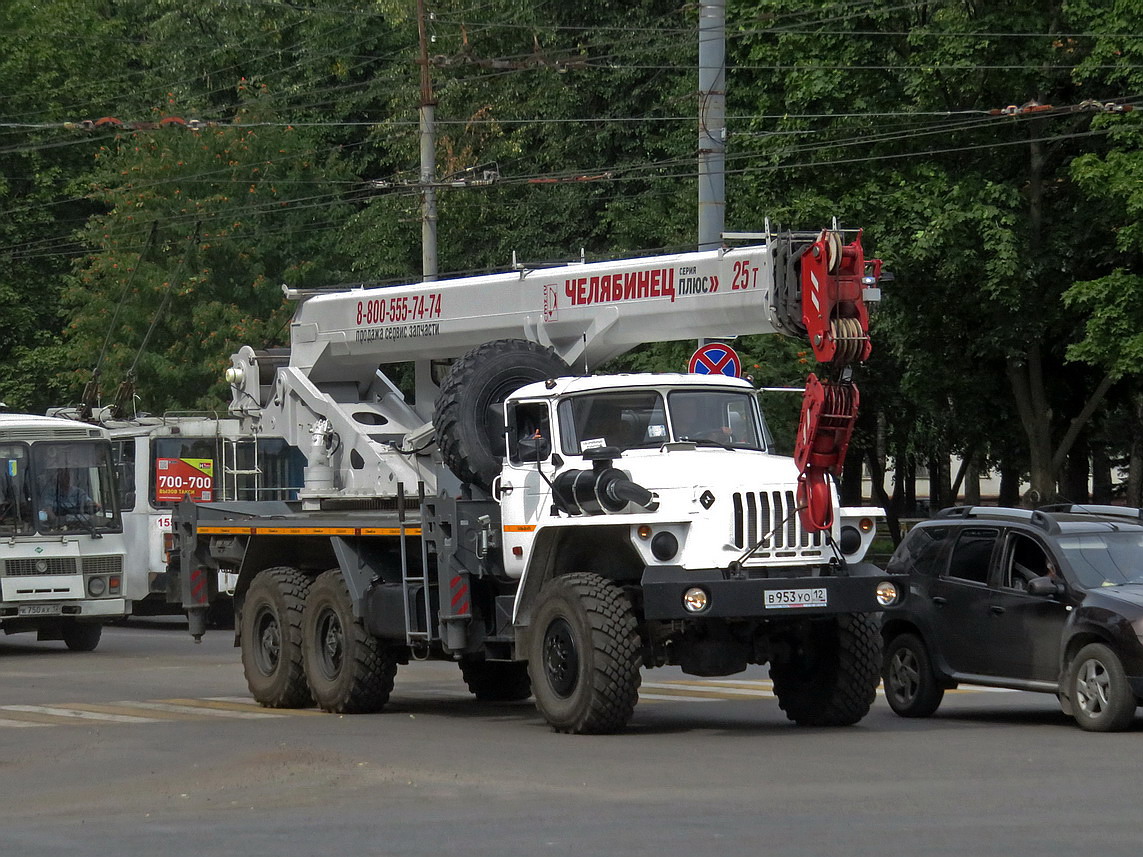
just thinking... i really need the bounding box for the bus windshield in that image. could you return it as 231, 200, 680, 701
22, 441, 121, 535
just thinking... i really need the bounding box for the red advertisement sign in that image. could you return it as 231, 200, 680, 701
154, 458, 215, 502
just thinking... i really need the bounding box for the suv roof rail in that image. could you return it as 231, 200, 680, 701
933, 505, 1059, 533
1037, 503, 1143, 522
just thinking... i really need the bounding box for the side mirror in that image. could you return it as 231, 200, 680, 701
1027, 575, 1064, 597
517, 435, 551, 462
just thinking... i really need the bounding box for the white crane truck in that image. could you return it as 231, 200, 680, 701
168, 225, 906, 733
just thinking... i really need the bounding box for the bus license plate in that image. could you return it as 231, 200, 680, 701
17, 604, 63, 617
765, 588, 827, 609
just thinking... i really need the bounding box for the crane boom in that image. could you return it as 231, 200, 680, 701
223, 227, 878, 505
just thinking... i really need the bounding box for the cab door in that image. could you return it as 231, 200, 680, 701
927, 526, 1002, 677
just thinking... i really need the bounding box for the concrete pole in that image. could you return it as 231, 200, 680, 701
697, 0, 726, 252
417, 0, 438, 281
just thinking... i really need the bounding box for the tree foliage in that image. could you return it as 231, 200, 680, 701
2, 0, 1142, 506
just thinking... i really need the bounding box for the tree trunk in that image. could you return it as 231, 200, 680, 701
841, 443, 864, 505
964, 455, 982, 505
865, 448, 902, 547
1129, 394, 1143, 508
1091, 443, 1112, 505
999, 462, 1022, 507
1062, 436, 1089, 505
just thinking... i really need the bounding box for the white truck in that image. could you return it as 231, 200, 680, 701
169, 226, 906, 733
0, 413, 128, 650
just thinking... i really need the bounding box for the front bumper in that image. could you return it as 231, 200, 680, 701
641, 565, 906, 620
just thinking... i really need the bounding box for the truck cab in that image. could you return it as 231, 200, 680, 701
501, 373, 875, 588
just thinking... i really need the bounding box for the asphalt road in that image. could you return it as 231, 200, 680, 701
1, 620, 1140, 857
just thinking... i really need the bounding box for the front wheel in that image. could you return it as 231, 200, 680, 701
883, 633, 944, 718
527, 573, 641, 734
1069, 643, 1137, 732
302, 569, 397, 714
770, 613, 881, 727
62, 622, 102, 652
240, 566, 313, 708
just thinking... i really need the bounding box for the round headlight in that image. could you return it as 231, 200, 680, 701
875, 580, 899, 607
682, 587, 709, 613
87, 576, 107, 597
650, 531, 679, 561
223, 366, 245, 386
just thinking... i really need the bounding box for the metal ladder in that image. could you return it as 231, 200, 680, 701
397, 483, 434, 649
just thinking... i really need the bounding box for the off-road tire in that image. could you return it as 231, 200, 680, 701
62, 622, 102, 652
241, 566, 313, 708
527, 572, 641, 734
459, 658, 533, 702
434, 339, 570, 490
1068, 643, 1137, 733
770, 612, 881, 727
883, 632, 944, 718
302, 569, 397, 714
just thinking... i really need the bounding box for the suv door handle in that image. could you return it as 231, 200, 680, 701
931, 596, 948, 605
989, 605, 1005, 615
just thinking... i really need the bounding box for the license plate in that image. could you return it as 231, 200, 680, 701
17, 604, 63, 617
765, 588, 828, 609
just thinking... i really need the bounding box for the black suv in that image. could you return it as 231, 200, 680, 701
881, 505, 1143, 732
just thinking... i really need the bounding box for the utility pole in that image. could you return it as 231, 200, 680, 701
417, 0, 438, 281
697, 0, 726, 252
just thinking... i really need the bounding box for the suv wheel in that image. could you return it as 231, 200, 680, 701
1068, 643, 1137, 732
883, 633, 944, 718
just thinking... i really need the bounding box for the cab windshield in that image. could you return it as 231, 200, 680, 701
1058, 532, 1143, 588
557, 389, 766, 455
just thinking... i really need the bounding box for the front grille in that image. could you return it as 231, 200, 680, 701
3, 557, 80, 576
81, 555, 123, 575
731, 490, 824, 557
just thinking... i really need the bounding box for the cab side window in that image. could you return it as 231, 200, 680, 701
945, 527, 999, 584
508, 402, 552, 465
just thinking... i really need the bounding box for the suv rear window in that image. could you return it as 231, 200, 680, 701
946, 527, 999, 584
887, 525, 952, 576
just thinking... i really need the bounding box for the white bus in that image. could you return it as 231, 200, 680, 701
99, 413, 304, 621
0, 414, 128, 650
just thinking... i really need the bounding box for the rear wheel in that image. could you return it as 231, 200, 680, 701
240, 566, 313, 708
527, 573, 641, 734
302, 569, 397, 714
770, 613, 881, 727
1069, 643, 1137, 732
883, 632, 944, 718
459, 658, 532, 701
62, 622, 102, 652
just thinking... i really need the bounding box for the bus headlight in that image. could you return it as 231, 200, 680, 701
87, 576, 107, 597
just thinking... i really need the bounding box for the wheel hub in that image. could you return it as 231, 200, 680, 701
317, 608, 344, 680
254, 609, 281, 676
889, 648, 920, 704
1076, 658, 1110, 715
542, 618, 579, 698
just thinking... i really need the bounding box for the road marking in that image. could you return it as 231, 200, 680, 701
1, 705, 161, 724
119, 700, 283, 719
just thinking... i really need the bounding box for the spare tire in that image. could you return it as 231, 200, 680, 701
434, 339, 570, 490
